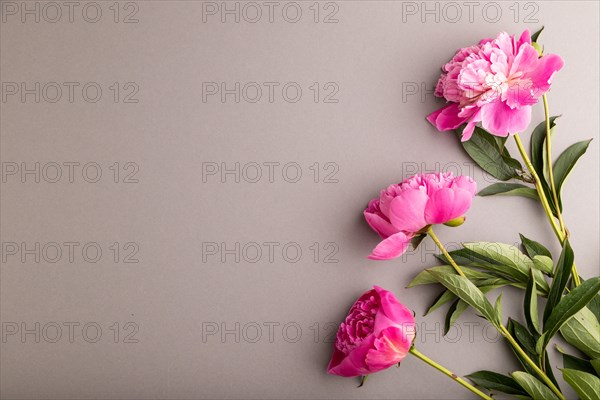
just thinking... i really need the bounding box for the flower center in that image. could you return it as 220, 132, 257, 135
335, 295, 379, 354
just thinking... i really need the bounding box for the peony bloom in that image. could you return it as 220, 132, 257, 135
365, 173, 476, 260
427, 30, 564, 141
328, 286, 416, 377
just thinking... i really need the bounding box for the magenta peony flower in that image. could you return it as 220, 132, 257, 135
328, 286, 416, 377
365, 173, 476, 260
427, 30, 564, 141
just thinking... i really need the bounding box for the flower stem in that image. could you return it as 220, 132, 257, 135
541, 95, 581, 287
513, 134, 563, 239
409, 348, 493, 400
499, 325, 565, 400
542, 95, 566, 237
427, 227, 466, 277
513, 133, 581, 286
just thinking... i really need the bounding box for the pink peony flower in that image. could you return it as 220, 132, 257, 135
427, 30, 564, 141
328, 286, 416, 377
365, 173, 476, 260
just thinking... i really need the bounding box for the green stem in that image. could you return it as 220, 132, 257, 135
513, 133, 581, 287
514, 134, 563, 239
427, 227, 466, 277
541, 95, 581, 287
499, 326, 565, 400
542, 95, 566, 237
409, 348, 493, 400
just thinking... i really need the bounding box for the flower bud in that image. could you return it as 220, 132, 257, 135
443, 216, 466, 227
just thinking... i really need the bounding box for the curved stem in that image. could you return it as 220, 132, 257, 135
513, 134, 581, 287
427, 227, 466, 277
499, 326, 565, 400
541, 96, 581, 287
513, 134, 563, 239
542, 95, 566, 236
409, 348, 493, 400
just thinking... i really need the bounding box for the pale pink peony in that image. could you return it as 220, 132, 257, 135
328, 286, 416, 377
365, 173, 476, 260
427, 30, 564, 141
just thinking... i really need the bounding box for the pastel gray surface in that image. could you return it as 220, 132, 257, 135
1, 1, 598, 398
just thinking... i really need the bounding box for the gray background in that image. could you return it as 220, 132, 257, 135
0, 1, 598, 398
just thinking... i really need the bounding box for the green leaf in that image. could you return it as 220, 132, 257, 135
532, 256, 553, 275
544, 240, 574, 324
464, 242, 531, 279
530, 117, 559, 215
520, 234, 552, 260
530, 117, 558, 184
466, 370, 527, 395
560, 307, 600, 359
478, 183, 538, 200
410, 234, 426, 250
545, 353, 561, 390
433, 246, 542, 291
408, 265, 495, 287
511, 371, 559, 400
539, 277, 600, 355
553, 139, 593, 210
435, 247, 495, 266
444, 299, 469, 335
531, 26, 544, 43
589, 294, 600, 321
562, 368, 600, 400
494, 292, 504, 321
461, 127, 522, 181
429, 284, 506, 318
558, 349, 596, 375
525, 269, 541, 334
426, 289, 457, 315
427, 270, 500, 326
492, 135, 509, 152
592, 359, 600, 376
512, 318, 539, 356
531, 268, 550, 295
465, 242, 533, 275
507, 319, 541, 377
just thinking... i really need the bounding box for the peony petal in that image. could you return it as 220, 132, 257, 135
481, 100, 532, 136
506, 79, 538, 108
365, 327, 413, 372
364, 210, 398, 240
506, 105, 532, 135
518, 29, 531, 47
372, 286, 416, 335
461, 108, 482, 141
510, 43, 539, 76
424, 188, 473, 225
426, 103, 469, 132
368, 232, 412, 260
528, 53, 564, 94
494, 32, 516, 57
328, 336, 374, 377
480, 100, 512, 136
388, 190, 429, 232
451, 175, 477, 195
